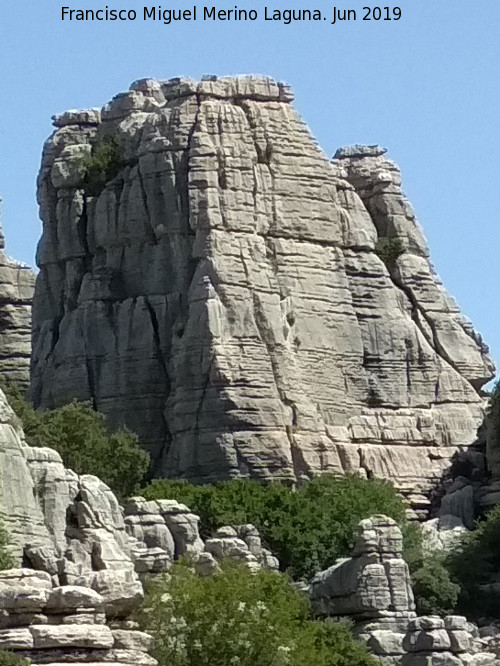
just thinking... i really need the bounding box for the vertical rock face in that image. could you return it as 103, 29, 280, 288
0, 199, 35, 389
31, 75, 494, 508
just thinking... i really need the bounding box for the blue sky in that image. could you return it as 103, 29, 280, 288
1, 0, 499, 377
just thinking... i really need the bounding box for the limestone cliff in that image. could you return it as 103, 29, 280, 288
0, 199, 34, 389
31, 75, 494, 511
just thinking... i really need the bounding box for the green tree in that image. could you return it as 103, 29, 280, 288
411, 559, 460, 616
487, 382, 500, 450
81, 136, 122, 196
446, 504, 500, 618
1, 381, 149, 501
141, 475, 408, 580
139, 560, 376, 666
375, 237, 405, 272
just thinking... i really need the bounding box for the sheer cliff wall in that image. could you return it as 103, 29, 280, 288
0, 201, 34, 389
30, 75, 494, 512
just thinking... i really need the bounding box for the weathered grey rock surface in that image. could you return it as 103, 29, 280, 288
31, 75, 494, 510
0, 391, 144, 619
123, 495, 279, 577
310, 515, 416, 621
0, 568, 157, 666
310, 516, 499, 666
0, 199, 35, 389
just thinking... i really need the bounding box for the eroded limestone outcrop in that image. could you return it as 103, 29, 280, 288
0, 568, 157, 666
0, 392, 144, 618
310, 515, 498, 666
0, 199, 34, 389
31, 75, 494, 511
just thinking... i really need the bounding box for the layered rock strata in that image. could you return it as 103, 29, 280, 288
1, 381, 278, 584
123, 496, 279, 577
310, 516, 498, 666
31, 75, 494, 510
310, 515, 416, 623
0, 392, 144, 617
0, 568, 156, 666
0, 198, 35, 389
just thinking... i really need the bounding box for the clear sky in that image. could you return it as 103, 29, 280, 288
1, 0, 499, 377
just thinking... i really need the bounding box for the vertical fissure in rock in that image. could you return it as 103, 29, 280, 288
390, 265, 479, 393
136, 165, 157, 244
195, 354, 214, 436
182, 91, 202, 290
144, 296, 172, 462
251, 289, 301, 477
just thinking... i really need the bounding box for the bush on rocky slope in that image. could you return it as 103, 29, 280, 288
446, 504, 500, 619
374, 236, 405, 271
487, 381, 500, 451
141, 475, 408, 580
139, 560, 377, 666
0, 521, 14, 571
0, 652, 30, 665
411, 558, 460, 616
2, 381, 149, 500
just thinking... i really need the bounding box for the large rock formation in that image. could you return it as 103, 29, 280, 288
0, 390, 145, 616
31, 75, 494, 510
310, 516, 498, 666
0, 197, 35, 389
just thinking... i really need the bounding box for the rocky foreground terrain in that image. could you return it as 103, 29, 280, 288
1, 381, 499, 664
30, 75, 494, 515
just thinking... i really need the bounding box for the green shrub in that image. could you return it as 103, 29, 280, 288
446, 505, 500, 618
141, 475, 408, 580
411, 559, 460, 616
401, 521, 424, 573
0, 652, 31, 665
375, 237, 405, 271
2, 382, 149, 501
139, 560, 377, 666
487, 382, 500, 450
0, 521, 14, 570
81, 136, 122, 196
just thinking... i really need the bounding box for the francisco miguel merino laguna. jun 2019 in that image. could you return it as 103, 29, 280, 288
60, 5, 403, 25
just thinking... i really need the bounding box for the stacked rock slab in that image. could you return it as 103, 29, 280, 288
310, 516, 498, 666
0, 568, 157, 666
310, 514, 415, 620
31, 75, 494, 511
0, 390, 144, 620
0, 199, 35, 389
401, 616, 496, 666
123, 495, 279, 577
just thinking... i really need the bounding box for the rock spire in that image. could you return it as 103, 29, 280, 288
31, 75, 494, 511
